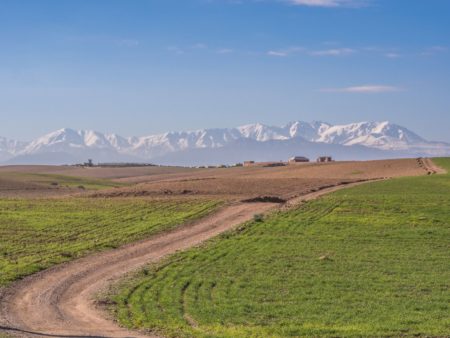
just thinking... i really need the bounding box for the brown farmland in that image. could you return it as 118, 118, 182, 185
90, 159, 426, 201
0, 158, 426, 200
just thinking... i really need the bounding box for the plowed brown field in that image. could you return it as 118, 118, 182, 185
91, 159, 426, 200
0, 159, 426, 199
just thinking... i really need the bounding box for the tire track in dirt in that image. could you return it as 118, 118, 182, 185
0, 175, 433, 338
417, 157, 447, 175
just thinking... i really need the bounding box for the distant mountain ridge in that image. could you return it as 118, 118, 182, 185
1, 121, 449, 165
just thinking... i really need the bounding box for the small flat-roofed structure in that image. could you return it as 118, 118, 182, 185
243, 161, 255, 167
288, 156, 310, 163
317, 156, 333, 163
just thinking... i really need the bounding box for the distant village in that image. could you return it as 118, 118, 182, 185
75, 159, 157, 168
77, 155, 334, 169
241, 156, 333, 168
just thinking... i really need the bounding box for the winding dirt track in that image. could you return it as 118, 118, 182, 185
0, 179, 412, 338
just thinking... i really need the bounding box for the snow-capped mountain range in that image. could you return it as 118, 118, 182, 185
1, 121, 449, 165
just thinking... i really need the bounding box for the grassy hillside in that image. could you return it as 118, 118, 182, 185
110, 158, 450, 338
0, 197, 220, 286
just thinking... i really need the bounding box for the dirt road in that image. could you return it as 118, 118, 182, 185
0, 178, 417, 338
0, 201, 277, 337
417, 157, 447, 175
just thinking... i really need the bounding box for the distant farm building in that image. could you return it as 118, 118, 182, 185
243, 161, 255, 167
288, 156, 310, 163
317, 156, 334, 163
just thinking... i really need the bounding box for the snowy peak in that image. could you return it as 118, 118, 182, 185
317, 121, 426, 150
105, 133, 131, 150
284, 121, 331, 141
237, 123, 289, 141
22, 128, 118, 154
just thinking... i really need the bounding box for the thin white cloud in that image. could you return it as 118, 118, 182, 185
428, 46, 447, 52
287, 0, 369, 7
219, 0, 370, 8
322, 85, 403, 93
166, 42, 426, 61
384, 52, 401, 59
266, 46, 304, 57
310, 48, 355, 56
267, 50, 288, 57
421, 46, 448, 56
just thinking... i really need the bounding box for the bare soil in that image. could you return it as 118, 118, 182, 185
90, 159, 425, 201
1, 159, 424, 199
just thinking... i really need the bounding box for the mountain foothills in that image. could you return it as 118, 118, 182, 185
1, 121, 449, 165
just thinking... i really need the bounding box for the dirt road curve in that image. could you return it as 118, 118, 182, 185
0, 202, 279, 338
417, 157, 447, 175
0, 180, 396, 338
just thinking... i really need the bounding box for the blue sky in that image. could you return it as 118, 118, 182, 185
0, 0, 449, 141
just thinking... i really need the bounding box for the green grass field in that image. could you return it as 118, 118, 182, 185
1, 172, 127, 190
0, 197, 220, 286
110, 158, 450, 338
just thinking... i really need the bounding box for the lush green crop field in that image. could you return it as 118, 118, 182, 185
111, 158, 450, 338
0, 197, 220, 286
